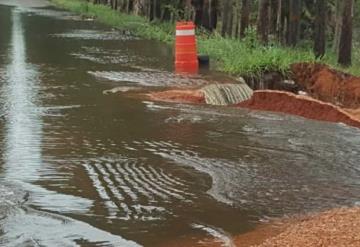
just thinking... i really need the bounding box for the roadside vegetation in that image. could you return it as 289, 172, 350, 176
50, 0, 360, 77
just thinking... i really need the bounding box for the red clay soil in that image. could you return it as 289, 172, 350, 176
237, 90, 360, 128
344, 108, 360, 120
291, 63, 360, 108
256, 207, 360, 247
147, 89, 205, 104
147, 88, 360, 128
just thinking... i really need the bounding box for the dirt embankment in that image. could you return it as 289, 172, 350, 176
291, 63, 360, 108
147, 63, 360, 128
237, 63, 360, 126
237, 90, 360, 128
148, 88, 360, 128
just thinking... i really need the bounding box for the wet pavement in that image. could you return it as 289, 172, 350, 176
0, 1, 360, 246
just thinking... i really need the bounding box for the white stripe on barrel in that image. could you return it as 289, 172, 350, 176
176, 29, 195, 36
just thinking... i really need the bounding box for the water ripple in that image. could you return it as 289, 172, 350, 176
51, 29, 134, 41
83, 156, 195, 221
129, 139, 360, 216
89, 71, 209, 87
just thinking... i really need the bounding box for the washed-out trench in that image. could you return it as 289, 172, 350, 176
146, 63, 360, 129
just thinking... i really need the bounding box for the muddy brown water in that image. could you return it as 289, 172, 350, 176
0, 2, 360, 247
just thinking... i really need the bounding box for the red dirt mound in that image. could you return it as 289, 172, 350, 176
237, 90, 360, 128
147, 89, 205, 104
291, 63, 360, 108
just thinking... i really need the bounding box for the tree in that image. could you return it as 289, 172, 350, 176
288, 0, 301, 46
338, 0, 353, 66
332, 0, 343, 53
239, 0, 250, 38
221, 0, 233, 37
198, 0, 218, 31
193, 0, 204, 27
269, 0, 278, 35
227, 1, 235, 36
191, 0, 218, 30
257, 0, 270, 44
275, 0, 284, 41
314, 0, 326, 58
152, 0, 161, 20
208, 0, 218, 31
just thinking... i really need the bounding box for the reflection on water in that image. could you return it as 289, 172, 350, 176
0, 2, 360, 247
1, 207, 139, 247
3, 8, 42, 183
0, 7, 139, 246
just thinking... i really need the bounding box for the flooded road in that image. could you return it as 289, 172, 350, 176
0, 2, 360, 246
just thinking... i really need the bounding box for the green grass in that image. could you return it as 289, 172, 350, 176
50, 0, 360, 77
50, 0, 174, 42
197, 32, 315, 76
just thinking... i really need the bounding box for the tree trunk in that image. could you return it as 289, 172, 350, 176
148, 0, 153, 20
234, 0, 241, 37
332, 0, 343, 53
193, 0, 204, 27
191, 0, 217, 30
269, 0, 278, 35
240, 0, 250, 38
120, 0, 127, 12
314, 0, 326, 58
276, 0, 282, 41
202, 0, 210, 29
126, 0, 133, 13
221, 0, 232, 37
338, 0, 353, 67
133, 0, 146, 15
257, 0, 270, 44
288, 0, 301, 46
152, 0, 161, 19
227, 1, 234, 37
208, 0, 218, 31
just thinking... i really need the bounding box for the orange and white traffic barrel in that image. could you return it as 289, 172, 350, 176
175, 22, 199, 74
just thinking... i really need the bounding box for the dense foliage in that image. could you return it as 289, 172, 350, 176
53, 0, 360, 75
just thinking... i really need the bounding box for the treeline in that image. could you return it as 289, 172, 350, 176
87, 0, 356, 67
